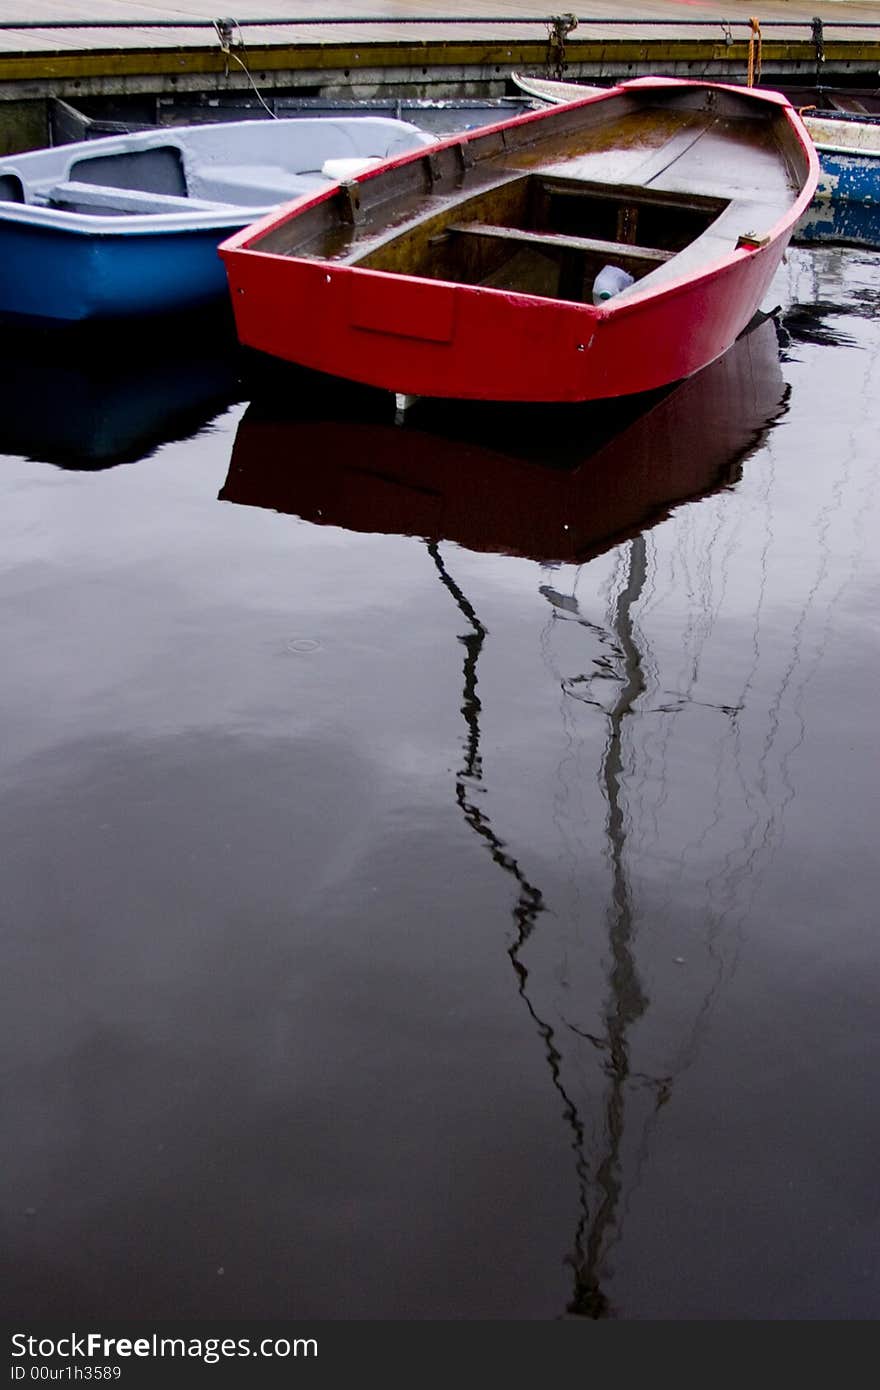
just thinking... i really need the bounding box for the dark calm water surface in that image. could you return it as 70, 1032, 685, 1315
2, 244, 878, 1321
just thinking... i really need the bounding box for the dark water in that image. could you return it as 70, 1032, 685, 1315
1, 244, 879, 1321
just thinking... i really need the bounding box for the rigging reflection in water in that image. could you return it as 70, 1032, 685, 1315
221, 317, 790, 1315
427, 541, 602, 1312
431, 533, 660, 1317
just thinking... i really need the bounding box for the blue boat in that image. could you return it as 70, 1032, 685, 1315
794, 196, 880, 249
801, 111, 880, 206
0, 117, 435, 323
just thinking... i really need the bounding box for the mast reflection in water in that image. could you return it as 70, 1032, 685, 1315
220, 317, 789, 1315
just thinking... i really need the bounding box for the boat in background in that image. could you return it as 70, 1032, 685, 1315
508, 73, 606, 105
49, 83, 880, 147
0, 117, 435, 323
49, 94, 537, 145
801, 110, 880, 207
220, 78, 816, 403
794, 196, 880, 249
512, 73, 880, 118
757, 84, 880, 118
221, 313, 787, 564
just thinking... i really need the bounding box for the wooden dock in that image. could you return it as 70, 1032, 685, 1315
1, 2, 879, 153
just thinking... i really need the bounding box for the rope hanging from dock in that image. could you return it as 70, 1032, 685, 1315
213, 16, 277, 117
547, 13, 578, 81
747, 16, 763, 87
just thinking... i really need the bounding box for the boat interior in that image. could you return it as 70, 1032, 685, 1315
0, 144, 354, 216
365, 173, 727, 303
253, 85, 810, 305
0, 121, 435, 217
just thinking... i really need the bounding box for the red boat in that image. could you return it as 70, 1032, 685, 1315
220, 78, 817, 403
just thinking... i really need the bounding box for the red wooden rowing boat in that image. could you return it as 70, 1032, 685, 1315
220, 78, 817, 403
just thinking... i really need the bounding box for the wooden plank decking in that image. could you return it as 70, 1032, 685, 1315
1, 0, 878, 154
1, 2, 879, 56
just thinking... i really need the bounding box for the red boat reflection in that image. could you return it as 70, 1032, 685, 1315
221, 314, 788, 564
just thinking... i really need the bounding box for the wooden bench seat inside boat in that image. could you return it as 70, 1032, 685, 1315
446, 222, 674, 268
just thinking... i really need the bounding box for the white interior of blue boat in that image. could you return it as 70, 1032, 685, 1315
0, 118, 437, 233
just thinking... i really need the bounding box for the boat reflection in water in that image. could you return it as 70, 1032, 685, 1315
223, 315, 789, 1316
223, 314, 787, 565
0, 308, 245, 469
795, 195, 880, 250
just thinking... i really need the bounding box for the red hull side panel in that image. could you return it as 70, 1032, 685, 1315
224, 241, 787, 403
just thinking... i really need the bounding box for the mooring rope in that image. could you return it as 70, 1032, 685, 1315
213, 16, 278, 118
747, 16, 763, 87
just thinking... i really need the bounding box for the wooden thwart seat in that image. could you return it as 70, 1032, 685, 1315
446, 221, 674, 266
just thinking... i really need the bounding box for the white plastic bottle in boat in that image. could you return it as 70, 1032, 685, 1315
592, 264, 634, 305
